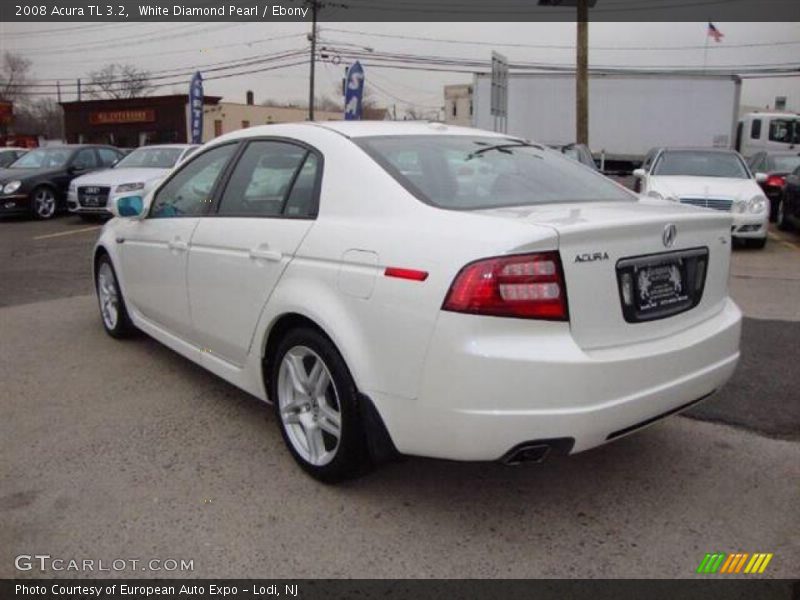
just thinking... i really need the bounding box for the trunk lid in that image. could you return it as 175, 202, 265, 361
476, 198, 733, 350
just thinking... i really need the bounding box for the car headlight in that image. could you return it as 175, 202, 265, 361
116, 182, 145, 193
748, 195, 767, 214
732, 199, 748, 213
2, 180, 21, 194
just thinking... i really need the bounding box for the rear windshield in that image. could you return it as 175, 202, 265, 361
356, 135, 633, 209
768, 154, 800, 173
653, 151, 750, 179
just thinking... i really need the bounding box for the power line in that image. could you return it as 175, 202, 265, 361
322, 27, 800, 52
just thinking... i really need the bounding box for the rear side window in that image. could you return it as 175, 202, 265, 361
73, 148, 98, 169
98, 148, 120, 166
217, 140, 314, 218
751, 119, 762, 139
357, 135, 633, 210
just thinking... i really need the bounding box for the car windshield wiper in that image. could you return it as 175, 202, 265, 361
465, 142, 537, 161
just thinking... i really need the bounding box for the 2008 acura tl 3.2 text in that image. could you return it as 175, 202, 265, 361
92, 121, 741, 482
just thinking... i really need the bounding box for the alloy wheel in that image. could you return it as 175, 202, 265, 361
277, 345, 342, 466
34, 188, 56, 219
97, 262, 119, 330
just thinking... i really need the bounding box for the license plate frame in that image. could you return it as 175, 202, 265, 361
616, 247, 709, 323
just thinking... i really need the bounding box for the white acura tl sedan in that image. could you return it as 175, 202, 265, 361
633, 147, 769, 249
94, 122, 742, 482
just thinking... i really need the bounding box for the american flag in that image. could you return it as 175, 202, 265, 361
707, 22, 724, 43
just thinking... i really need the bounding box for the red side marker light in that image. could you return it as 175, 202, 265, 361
385, 267, 429, 282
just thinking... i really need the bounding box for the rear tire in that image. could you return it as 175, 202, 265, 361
95, 255, 135, 338
777, 196, 792, 231
269, 327, 371, 483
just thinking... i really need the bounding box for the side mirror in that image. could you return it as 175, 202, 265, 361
113, 195, 145, 219
754, 172, 767, 183
632, 168, 646, 179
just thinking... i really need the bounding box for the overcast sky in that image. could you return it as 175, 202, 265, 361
2, 21, 799, 115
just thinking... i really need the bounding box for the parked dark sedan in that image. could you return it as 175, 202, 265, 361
0, 145, 123, 219
777, 165, 800, 231
747, 151, 800, 222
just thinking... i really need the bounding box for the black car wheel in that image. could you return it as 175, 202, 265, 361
31, 186, 57, 220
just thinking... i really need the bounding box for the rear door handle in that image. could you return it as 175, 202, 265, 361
249, 247, 282, 262
168, 239, 189, 251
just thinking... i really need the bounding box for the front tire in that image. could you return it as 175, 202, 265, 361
777, 196, 792, 231
270, 327, 371, 483
95, 255, 135, 338
31, 186, 57, 220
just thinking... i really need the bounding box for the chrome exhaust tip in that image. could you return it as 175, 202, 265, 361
501, 443, 551, 466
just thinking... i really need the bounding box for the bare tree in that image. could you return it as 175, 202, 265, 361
0, 52, 32, 102
13, 98, 63, 139
87, 64, 153, 99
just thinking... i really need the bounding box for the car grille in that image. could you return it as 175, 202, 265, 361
77, 186, 110, 208
679, 197, 733, 212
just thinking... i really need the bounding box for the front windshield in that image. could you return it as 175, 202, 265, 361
769, 155, 800, 173
653, 151, 750, 179
10, 147, 71, 169
115, 147, 184, 169
356, 136, 633, 209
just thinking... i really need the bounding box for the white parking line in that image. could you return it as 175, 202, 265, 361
33, 225, 101, 240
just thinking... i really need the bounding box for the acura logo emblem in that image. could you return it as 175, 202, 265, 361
663, 224, 677, 248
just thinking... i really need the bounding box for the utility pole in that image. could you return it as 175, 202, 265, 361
576, 0, 589, 145
77, 78, 81, 101
307, 0, 318, 121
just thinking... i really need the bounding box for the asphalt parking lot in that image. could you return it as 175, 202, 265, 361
1, 215, 798, 579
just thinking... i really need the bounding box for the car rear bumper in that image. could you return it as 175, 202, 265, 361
369, 298, 741, 461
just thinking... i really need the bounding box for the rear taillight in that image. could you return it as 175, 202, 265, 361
766, 175, 786, 188
442, 251, 568, 320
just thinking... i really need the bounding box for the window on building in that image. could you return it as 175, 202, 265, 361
451, 102, 457, 118
214, 120, 223, 137
242, 120, 250, 129
469, 101, 473, 117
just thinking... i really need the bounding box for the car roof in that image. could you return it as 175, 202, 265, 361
313, 120, 514, 139
658, 147, 739, 154
762, 150, 800, 157
215, 120, 516, 142
133, 144, 199, 150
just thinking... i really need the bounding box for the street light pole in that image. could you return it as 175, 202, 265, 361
308, 0, 318, 121
576, 0, 589, 145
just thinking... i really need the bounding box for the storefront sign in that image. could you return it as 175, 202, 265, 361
89, 110, 156, 125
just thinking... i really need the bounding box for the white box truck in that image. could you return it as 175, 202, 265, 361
472, 72, 742, 168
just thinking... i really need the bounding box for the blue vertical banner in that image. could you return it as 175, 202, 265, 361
189, 71, 204, 143
344, 61, 365, 121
